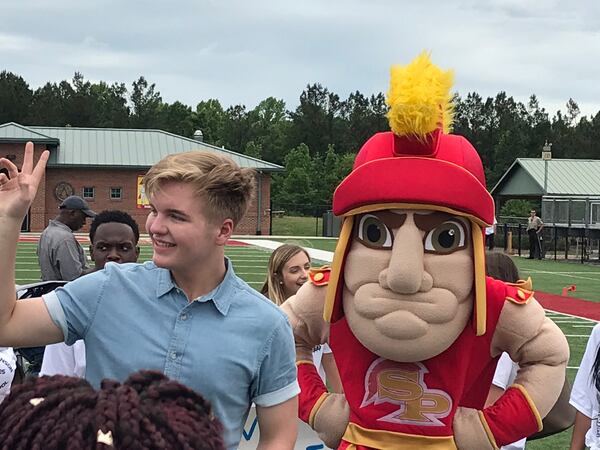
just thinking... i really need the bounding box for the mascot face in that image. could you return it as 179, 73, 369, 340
342, 209, 474, 362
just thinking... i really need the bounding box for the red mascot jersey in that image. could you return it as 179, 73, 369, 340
297, 276, 541, 449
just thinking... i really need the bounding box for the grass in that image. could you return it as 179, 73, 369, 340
16, 241, 600, 449
271, 215, 322, 236
515, 256, 600, 301
16, 242, 274, 288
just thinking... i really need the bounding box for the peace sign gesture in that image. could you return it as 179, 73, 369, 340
0, 141, 49, 221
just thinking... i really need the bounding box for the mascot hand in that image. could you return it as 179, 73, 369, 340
280, 282, 329, 362
312, 393, 350, 449
453, 407, 496, 450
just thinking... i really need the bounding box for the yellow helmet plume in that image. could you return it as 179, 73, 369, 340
386, 52, 454, 138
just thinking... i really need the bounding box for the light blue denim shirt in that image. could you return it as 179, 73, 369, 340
43, 259, 299, 450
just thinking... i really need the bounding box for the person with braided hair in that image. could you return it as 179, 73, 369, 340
0, 370, 225, 450
0, 147, 299, 450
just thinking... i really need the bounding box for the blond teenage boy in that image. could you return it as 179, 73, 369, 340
0, 143, 299, 450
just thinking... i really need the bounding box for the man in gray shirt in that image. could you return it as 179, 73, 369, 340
37, 196, 96, 281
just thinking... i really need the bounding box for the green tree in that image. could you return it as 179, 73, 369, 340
340, 91, 387, 153
499, 199, 537, 219
92, 81, 130, 128
0, 71, 32, 123
244, 140, 263, 159
222, 104, 250, 153
27, 81, 74, 126
130, 76, 162, 128
271, 143, 315, 214
288, 84, 346, 156
193, 99, 226, 146
246, 97, 289, 164
159, 101, 194, 137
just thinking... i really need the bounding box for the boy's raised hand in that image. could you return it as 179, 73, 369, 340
0, 142, 49, 220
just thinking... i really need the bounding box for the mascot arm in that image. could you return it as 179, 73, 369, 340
297, 362, 350, 448
280, 277, 350, 448
280, 281, 330, 362
485, 297, 569, 447
455, 297, 568, 449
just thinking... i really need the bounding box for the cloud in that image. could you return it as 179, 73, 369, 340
0, 0, 599, 117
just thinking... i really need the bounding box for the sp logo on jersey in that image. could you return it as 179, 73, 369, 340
361, 358, 452, 426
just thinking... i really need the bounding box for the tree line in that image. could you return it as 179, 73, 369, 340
1, 70, 599, 216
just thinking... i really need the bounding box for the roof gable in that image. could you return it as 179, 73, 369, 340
492, 158, 600, 196
0, 123, 58, 143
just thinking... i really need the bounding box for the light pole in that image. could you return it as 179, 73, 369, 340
542, 141, 552, 196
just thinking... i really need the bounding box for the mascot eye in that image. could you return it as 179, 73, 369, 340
424, 220, 467, 254
357, 214, 393, 249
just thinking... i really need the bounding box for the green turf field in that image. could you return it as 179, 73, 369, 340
15, 241, 600, 449
16, 241, 274, 290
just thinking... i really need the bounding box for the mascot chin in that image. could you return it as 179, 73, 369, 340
281, 53, 569, 450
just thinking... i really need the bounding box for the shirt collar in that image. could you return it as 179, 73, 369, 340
155, 258, 236, 316
49, 219, 72, 232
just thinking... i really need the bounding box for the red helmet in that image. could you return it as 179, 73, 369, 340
323, 54, 494, 336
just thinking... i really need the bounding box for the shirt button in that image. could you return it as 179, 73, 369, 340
170, 351, 177, 360
180, 314, 188, 321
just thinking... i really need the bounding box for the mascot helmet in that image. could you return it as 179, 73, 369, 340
324, 53, 495, 336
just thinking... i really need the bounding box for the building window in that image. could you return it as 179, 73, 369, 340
110, 187, 122, 200
83, 187, 95, 199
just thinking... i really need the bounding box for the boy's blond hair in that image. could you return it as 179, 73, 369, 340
144, 151, 256, 226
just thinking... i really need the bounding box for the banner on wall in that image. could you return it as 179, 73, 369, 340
137, 175, 150, 209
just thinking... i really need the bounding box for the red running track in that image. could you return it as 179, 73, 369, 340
535, 291, 600, 321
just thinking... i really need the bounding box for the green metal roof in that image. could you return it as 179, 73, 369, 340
0, 123, 282, 171
0, 122, 59, 144
491, 158, 600, 196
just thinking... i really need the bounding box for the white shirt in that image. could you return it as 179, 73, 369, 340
570, 323, 600, 450
492, 352, 527, 450
0, 347, 17, 403
40, 340, 86, 378
485, 217, 498, 236
312, 343, 333, 383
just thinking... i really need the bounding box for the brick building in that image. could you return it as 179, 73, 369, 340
0, 123, 282, 235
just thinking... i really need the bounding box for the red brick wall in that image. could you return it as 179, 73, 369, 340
1, 143, 48, 231
238, 174, 272, 235
41, 167, 272, 235
1, 142, 273, 235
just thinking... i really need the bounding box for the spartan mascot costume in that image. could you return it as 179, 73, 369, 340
281, 54, 569, 449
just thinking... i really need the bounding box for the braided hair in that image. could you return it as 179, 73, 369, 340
0, 370, 224, 450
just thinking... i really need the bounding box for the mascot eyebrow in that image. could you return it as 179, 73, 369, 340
356, 211, 464, 233
413, 212, 467, 232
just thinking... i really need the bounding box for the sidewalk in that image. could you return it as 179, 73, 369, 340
236, 239, 334, 263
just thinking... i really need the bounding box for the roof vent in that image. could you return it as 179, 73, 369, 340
193, 129, 203, 142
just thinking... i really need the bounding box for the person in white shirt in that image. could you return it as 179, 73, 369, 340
40, 210, 139, 378
0, 347, 17, 403
570, 323, 600, 450
485, 216, 497, 251
486, 252, 574, 449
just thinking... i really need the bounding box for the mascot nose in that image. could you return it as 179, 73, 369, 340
378, 221, 433, 294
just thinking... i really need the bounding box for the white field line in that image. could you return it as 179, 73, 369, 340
543, 308, 599, 323
527, 270, 600, 282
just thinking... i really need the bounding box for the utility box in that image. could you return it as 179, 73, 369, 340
322, 211, 342, 237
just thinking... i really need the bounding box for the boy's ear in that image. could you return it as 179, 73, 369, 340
215, 218, 234, 246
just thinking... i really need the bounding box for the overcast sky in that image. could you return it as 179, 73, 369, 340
2, 0, 600, 119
